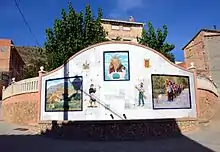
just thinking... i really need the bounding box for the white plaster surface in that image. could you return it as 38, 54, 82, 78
40, 43, 197, 121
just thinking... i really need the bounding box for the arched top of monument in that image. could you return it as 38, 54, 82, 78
44, 41, 192, 76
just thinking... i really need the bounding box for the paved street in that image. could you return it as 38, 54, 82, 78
0, 100, 3, 121
154, 88, 191, 109
0, 119, 219, 152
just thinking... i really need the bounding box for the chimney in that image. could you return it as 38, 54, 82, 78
129, 16, 135, 22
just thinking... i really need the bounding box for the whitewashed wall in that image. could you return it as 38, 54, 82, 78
40, 43, 197, 121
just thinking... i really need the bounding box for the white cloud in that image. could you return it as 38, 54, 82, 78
109, 0, 144, 19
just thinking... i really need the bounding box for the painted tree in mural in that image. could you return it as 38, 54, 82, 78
44, 2, 108, 71
138, 22, 175, 62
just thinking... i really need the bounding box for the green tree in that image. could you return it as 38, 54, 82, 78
44, 3, 108, 71
177, 77, 188, 87
138, 22, 175, 62
152, 76, 165, 90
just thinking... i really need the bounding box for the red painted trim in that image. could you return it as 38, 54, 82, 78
2, 91, 38, 101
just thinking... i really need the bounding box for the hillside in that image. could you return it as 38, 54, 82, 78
15, 46, 47, 78
15, 46, 46, 65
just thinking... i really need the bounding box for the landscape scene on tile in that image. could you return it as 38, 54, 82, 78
45, 76, 83, 111
151, 74, 191, 109
103, 51, 130, 81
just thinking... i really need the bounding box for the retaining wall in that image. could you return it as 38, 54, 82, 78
2, 92, 38, 125
1, 77, 39, 125
1, 74, 218, 134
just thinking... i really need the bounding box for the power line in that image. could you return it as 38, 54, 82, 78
13, 0, 40, 46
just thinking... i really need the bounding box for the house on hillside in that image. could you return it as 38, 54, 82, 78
101, 17, 184, 66
101, 17, 145, 43
182, 29, 220, 89
0, 39, 25, 99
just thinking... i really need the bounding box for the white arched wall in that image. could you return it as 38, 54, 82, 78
40, 42, 197, 121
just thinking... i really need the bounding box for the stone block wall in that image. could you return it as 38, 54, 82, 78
197, 89, 218, 120
183, 31, 220, 77
183, 31, 210, 76
29, 119, 197, 140
204, 35, 220, 89
2, 92, 39, 125
101, 22, 143, 42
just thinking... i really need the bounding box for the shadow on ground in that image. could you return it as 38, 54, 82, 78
0, 119, 215, 152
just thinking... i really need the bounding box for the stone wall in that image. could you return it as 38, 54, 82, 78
204, 35, 220, 89
183, 31, 210, 76
197, 89, 218, 120
29, 119, 197, 140
183, 31, 220, 77
101, 22, 143, 42
2, 92, 39, 125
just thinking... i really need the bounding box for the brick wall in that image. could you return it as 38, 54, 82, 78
183, 31, 210, 76
9, 47, 25, 81
0, 39, 25, 99
204, 35, 220, 89
2, 92, 39, 125
183, 31, 220, 77
0, 45, 11, 72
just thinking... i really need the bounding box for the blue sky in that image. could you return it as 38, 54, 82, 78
1, 0, 220, 61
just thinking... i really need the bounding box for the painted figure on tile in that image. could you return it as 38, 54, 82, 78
88, 84, 97, 107
135, 82, 145, 107
108, 55, 126, 79
82, 61, 90, 70
167, 81, 173, 101
104, 51, 130, 81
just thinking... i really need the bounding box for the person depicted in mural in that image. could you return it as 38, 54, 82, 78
88, 84, 97, 107
166, 81, 173, 101
108, 55, 126, 80
136, 82, 145, 107
164, 79, 186, 102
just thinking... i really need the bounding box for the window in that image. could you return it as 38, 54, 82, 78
123, 39, 131, 41
0, 46, 8, 52
122, 26, 131, 31
111, 25, 120, 30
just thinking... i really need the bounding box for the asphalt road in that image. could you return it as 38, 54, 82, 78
0, 100, 2, 120
0, 120, 219, 152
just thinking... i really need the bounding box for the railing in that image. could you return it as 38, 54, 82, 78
2, 77, 39, 100
196, 76, 219, 96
